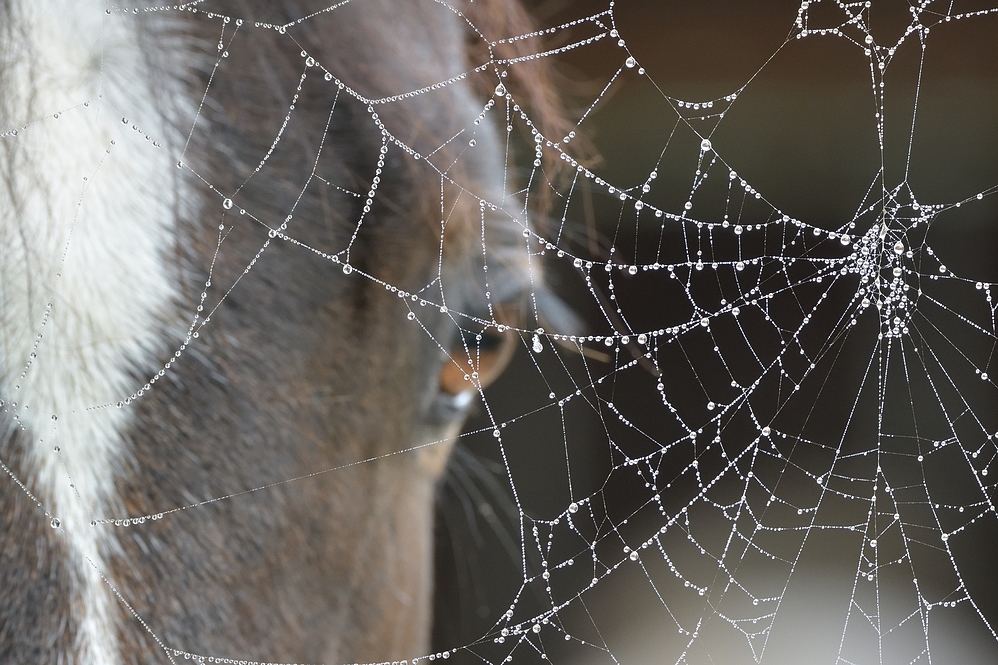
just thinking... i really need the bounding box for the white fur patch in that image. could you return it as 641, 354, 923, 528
1, 3, 184, 662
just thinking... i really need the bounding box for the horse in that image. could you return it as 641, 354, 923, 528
0, 1, 568, 662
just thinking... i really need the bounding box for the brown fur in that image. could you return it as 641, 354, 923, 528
18, 1, 563, 663
0, 0, 576, 663
0, 0, 570, 662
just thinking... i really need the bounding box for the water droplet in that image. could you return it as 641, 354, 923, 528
625, 56, 636, 68
324, 72, 333, 81
761, 426, 771, 436
893, 240, 904, 254
50, 518, 60, 529
494, 83, 506, 97
51, 414, 57, 421
222, 198, 233, 210
342, 264, 353, 275
468, 139, 476, 147
568, 502, 579, 514
628, 265, 638, 275
532, 335, 543, 354
700, 138, 712, 151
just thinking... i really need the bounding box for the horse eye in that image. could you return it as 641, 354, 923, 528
439, 327, 517, 396
462, 328, 504, 352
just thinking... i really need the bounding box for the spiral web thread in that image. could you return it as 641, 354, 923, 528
3, 1, 998, 664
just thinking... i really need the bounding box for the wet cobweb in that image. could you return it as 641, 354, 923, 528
434, 2, 998, 665
4, 1, 998, 664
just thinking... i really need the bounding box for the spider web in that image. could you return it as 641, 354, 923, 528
3, 1, 997, 664
434, 2, 995, 663
425, 2, 998, 664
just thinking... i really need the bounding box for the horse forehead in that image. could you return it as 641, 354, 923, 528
188, 1, 511, 315
320, 0, 469, 85
188, 0, 503, 223
306, 0, 504, 176
0, 1, 190, 663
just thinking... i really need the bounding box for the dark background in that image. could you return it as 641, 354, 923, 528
433, 2, 998, 663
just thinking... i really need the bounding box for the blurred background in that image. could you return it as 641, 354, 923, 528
433, 2, 998, 663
